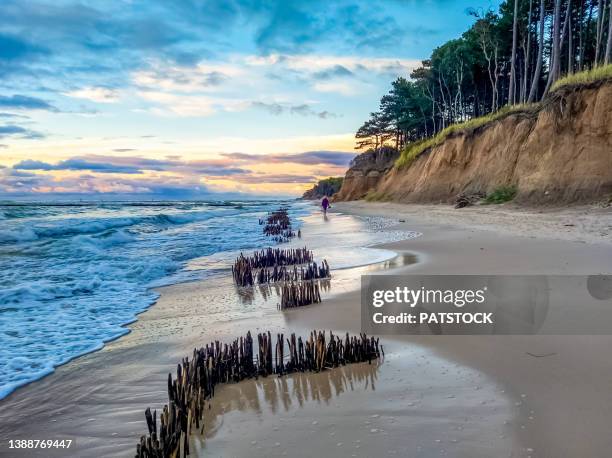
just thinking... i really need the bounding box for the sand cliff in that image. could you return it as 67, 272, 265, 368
336, 81, 612, 204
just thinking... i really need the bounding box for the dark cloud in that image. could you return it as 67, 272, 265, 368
0, 94, 58, 111
251, 102, 337, 119
312, 65, 354, 80
233, 173, 317, 184
12, 159, 55, 171
252, 1, 413, 55
0, 112, 30, 119
0, 124, 45, 139
185, 165, 247, 176
14, 158, 142, 174
113, 148, 136, 152
0, 165, 217, 198
11, 154, 250, 177
0, 32, 48, 61
223, 150, 355, 166
0, 168, 46, 192
251, 101, 284, 115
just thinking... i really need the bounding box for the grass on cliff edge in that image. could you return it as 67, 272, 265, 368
551, 63, 612, 92
395, 104, 530, 168
396, 64, 612, 170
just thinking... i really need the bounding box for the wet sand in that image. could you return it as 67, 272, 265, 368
1, 203, 611, 457
332, 201, 612, 458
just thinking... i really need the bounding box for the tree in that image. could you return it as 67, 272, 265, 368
544, 0, 563, 96
354, 0, 610, 151
509, 0, 520, 104
606, 0, 612, 63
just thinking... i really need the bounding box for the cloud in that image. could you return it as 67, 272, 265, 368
232, 173, 317, 184
0, 166, 213, 197
132, 63, 233, 92
313, 81, 358, 96
251, 1, 424, 55
251, 102, 337, 118
14, 158, 142, 174
0, 32, 48, 62
11, 154, 250, 177
223, 150, 355, 166
312, 64, 354, 80
65, 87, 120, 103
0, 95, 58, 111
0, 112, 29, 119
247, 53, 419, 77
136, 91, 219, 116
0, 124, 45, 139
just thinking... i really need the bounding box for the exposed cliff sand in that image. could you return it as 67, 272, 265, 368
336, 82, 612, 205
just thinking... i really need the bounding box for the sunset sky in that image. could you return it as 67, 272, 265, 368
0, 0, 499, 199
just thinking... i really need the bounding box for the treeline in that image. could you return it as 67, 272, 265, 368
356, 0, 612, 151
302, 177, 343, 199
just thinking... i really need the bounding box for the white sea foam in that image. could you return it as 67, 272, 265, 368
0, 200, 297, 399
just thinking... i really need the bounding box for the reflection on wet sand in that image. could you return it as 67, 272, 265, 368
200, 361, 381, 439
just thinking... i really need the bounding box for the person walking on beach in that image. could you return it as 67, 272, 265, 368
321, 196, 330, 215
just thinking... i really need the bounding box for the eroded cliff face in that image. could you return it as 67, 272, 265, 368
334, 146, 399, 201
336, 82, 612, 205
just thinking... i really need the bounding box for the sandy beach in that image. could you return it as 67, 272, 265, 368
1, 201, 612, 458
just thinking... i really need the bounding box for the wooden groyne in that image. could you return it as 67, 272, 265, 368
231, 248, 330, 288
260, 207, 295, 242
277, 280, 322, 310
135, 330, 382, 458
233, 259, 331, 287
235, 247, 314, 269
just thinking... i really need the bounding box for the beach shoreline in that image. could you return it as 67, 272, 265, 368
1, 201, 611, 457
332, 201, 612, 457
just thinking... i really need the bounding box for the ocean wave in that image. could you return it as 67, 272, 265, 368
0, 199, 300, 399
0, 207, 244, 244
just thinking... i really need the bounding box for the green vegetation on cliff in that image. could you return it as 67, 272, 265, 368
302, 177, 343, 200
396, 64, 612, 169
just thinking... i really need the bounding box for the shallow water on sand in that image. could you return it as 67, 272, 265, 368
194, 341, 515, 458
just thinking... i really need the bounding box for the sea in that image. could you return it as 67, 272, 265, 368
0, 200, 415, 400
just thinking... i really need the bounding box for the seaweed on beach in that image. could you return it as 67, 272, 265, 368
135, 330, 382, 458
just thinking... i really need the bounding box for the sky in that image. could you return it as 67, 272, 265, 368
0, 0, 500, 200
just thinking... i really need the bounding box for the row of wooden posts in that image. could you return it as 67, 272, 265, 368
236, 247, 314, 269
278, 280, 322, 310
135, 330, 382, 458
233, 259, 331, 287
260, 207, 295, 242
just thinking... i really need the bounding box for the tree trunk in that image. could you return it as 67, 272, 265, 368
605, 0, 612, 65
509, 0, 520, 104
569, 12, 574, 72
522, 0, 534, 103
544, 0, 563, 97
558, 0, 572, 74
578, 0, 584, 71
596, 0, 604, 63
528, 0, 546, 102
